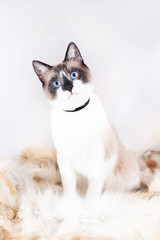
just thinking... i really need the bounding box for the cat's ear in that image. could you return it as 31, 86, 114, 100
32, 60, 52, 83
64, 42, 84, 63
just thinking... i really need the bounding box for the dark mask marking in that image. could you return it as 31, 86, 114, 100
62, 75, 73, 92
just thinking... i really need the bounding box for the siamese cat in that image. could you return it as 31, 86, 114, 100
32, 42, 140, 198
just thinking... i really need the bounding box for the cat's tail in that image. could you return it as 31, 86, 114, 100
137, 143, 160, 198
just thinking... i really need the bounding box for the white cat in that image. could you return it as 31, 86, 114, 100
32, 42, 140, 198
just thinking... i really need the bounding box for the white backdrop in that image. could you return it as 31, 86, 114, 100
1, 0, 160, 158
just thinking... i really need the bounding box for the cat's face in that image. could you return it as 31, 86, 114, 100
32, 42, 93, 111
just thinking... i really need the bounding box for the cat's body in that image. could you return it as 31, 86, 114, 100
51, 93, 139, 195
33, 42, 140, 197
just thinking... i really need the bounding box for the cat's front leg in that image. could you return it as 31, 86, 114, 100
57, 154, 77, 196
86, 162, 107, 201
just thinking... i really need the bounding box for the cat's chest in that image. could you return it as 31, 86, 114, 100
50, 96, 109, 170
51, 98, 109, 152
51, 108, 102, 148
51, 108, 107, 174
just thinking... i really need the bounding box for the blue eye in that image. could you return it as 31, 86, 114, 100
53, 80, 61, 87
71, 72, 78, 79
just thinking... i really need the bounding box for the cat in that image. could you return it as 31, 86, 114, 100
32, 42, 140, 198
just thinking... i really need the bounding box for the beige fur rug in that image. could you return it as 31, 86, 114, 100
0, 147, 160, 240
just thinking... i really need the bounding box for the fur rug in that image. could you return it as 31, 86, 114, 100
1, 147, 160, 240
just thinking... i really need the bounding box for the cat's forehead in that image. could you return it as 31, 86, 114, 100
56, 61, 86, 73
47, 60, 88, 79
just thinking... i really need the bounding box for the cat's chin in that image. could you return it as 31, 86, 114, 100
62, 98, 89, 111
49, 95, 90, 111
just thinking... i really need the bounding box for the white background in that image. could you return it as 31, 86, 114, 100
1, 0, 160, 158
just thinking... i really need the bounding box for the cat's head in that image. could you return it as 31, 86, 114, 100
32, 42, 93, 111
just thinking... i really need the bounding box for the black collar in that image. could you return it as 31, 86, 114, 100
64, 99, 90, 113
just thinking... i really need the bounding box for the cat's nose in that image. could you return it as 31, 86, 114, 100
62, 76, 73, 93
